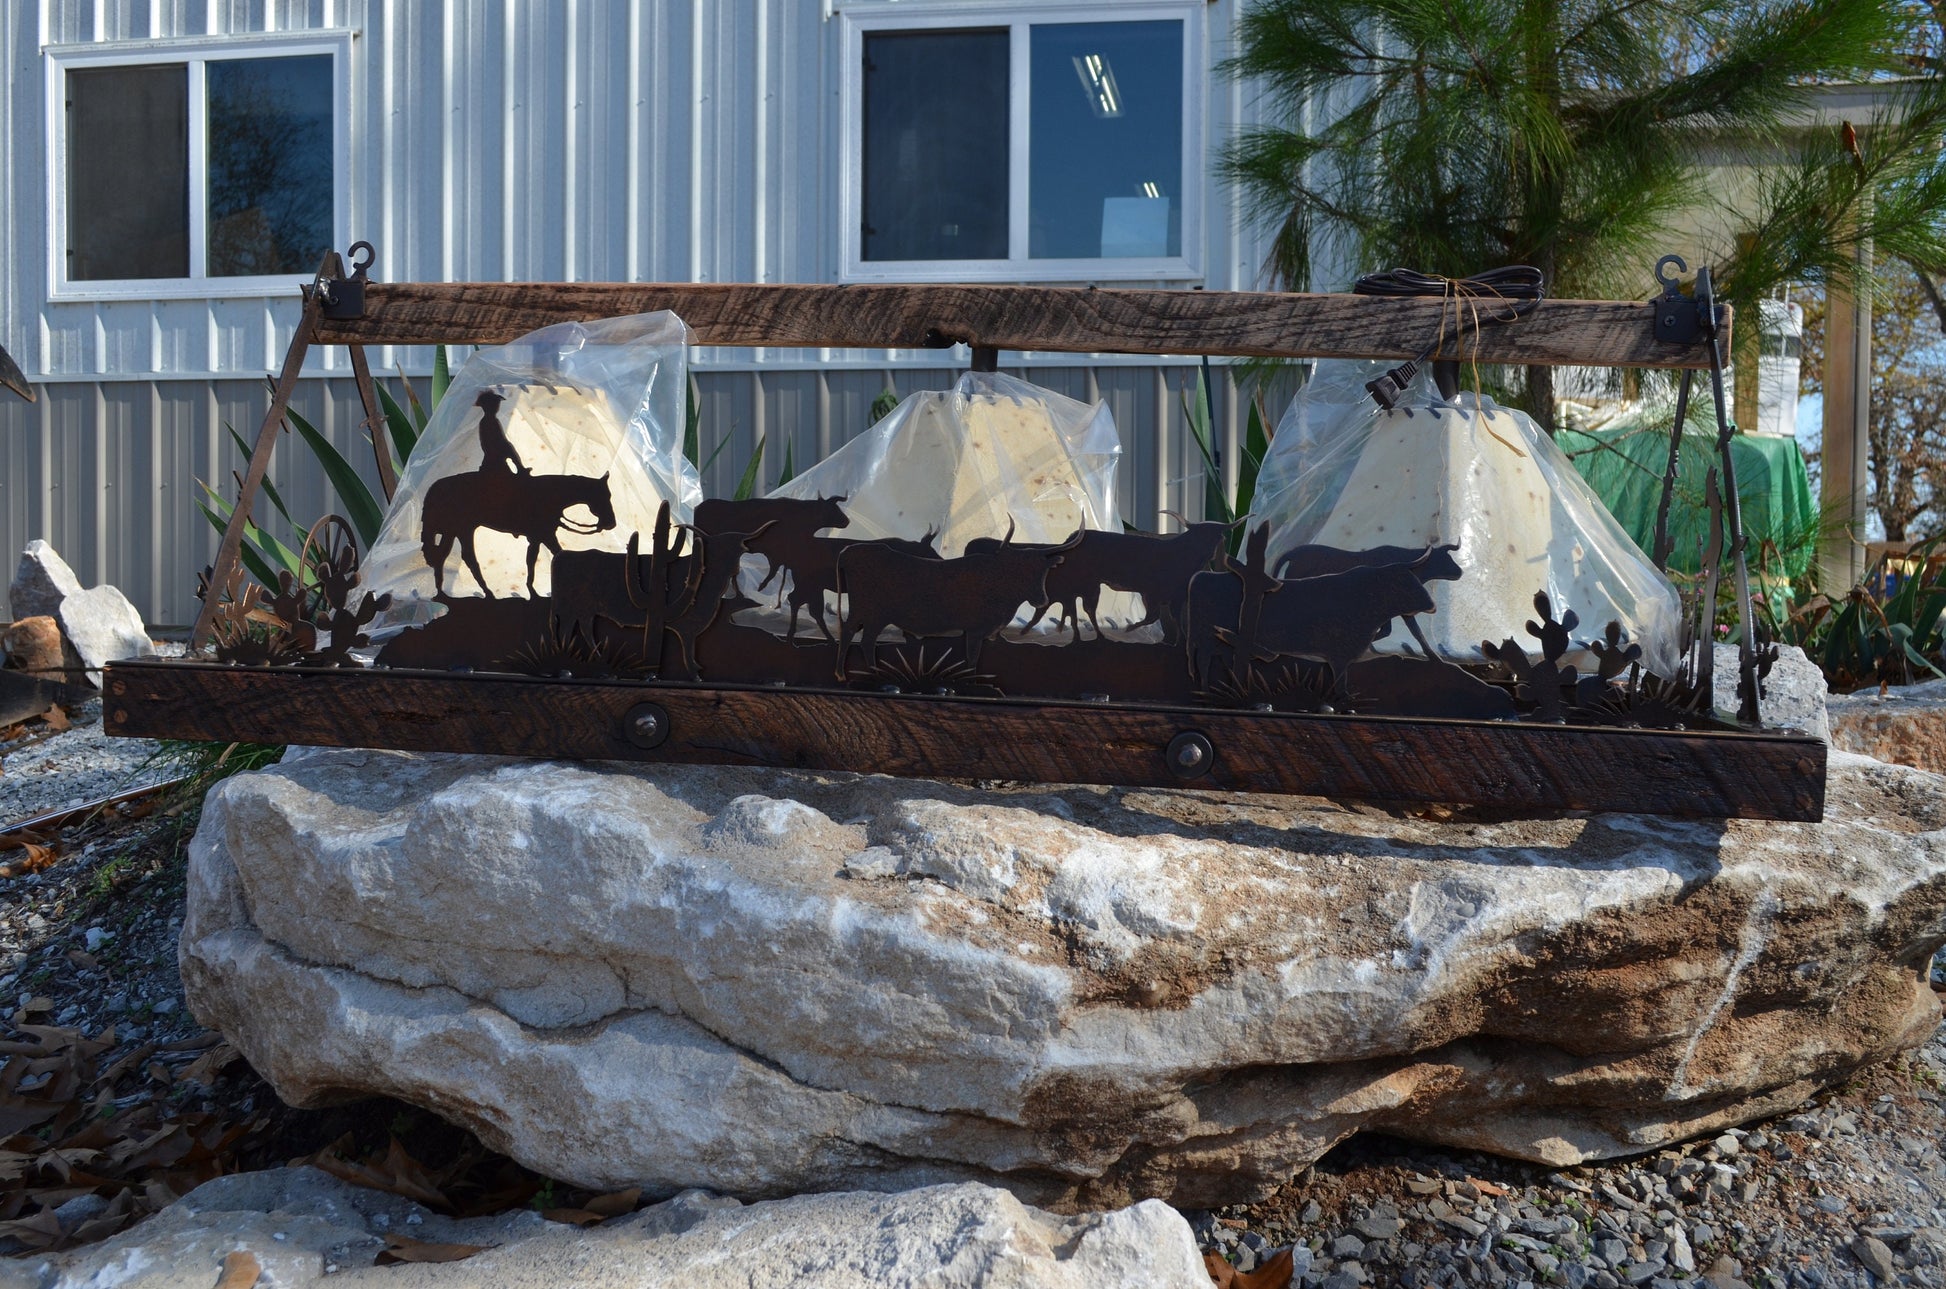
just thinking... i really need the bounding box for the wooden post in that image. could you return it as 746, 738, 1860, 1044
348, 344, 399, 502
189, 258, 332, 649
1820, 243, 1872, 593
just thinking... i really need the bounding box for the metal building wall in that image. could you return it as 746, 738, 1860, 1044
2, 0, 1287, 627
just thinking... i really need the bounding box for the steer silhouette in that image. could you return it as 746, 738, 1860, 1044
1274, 540, 1462, 583
1186, 556, 1438, 689
964, 522, 1230, 642
695, 496, 849, 594
833, 529, 1079, 679
776, 530, 942, 641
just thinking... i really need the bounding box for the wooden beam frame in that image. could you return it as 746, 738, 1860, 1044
103, 661, 1824, 821
316, 282, 1730, 369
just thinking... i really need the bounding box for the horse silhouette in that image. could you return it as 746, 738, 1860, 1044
422, 469, 616, 599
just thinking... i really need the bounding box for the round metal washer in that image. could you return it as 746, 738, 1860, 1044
623, 701, 672, 750
1165, 730, 1214, 780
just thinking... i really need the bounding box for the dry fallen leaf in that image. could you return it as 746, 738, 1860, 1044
0, 841, 61, 879
1205, 1250, 1236, 1287
1467, 1176, 1508, 1197
1234, 1248, 1295, 1289
177, 1042, 242, 1088
376, 1233, 490, 1265
213, 1249, 261, 1289
541, 1207, 605, 1226
583, 1186, 641, 1218
40, 706, 69, 733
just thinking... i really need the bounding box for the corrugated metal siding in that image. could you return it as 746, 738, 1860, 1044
4, 0, 1292, 626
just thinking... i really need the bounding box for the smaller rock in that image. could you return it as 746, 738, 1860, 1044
52, 1192, 108, 1230
1406, 1178, 1442, 1197
1597, 1239, 1630, 1265
1440, 1213, 1487, 1239
1711, 1135, 1740, 1157
1852, 1235, 1897, 1283
1329, 1234, 1365, 1259
1353, 1216, 1402, 1241
0, 616, 83, 689
10, 541, 83, 622
83, 928, 109, 952
1815, 1195, 1848, 1215
1300, 1201, 1322, 1224
56, 585, 154, 673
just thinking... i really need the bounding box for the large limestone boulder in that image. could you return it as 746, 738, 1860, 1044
0, 1166, 1200, 1289
1829, 676, 1946, 775
182, 745, 1946, 1211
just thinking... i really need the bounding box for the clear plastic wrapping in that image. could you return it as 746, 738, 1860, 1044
769, 371, 1122, 555
754, 370, 1131, 633
358, 312, 699, 636
1252, 360, 1684, 675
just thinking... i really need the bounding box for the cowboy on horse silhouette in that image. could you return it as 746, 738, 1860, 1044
419, 389, 616, 598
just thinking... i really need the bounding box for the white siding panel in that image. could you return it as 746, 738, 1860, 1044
8, 0, 1285, 626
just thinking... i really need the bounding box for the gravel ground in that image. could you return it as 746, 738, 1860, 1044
0, 698, 169, 824
1, 710, 1944, 1285
1193, 1017, 1946, 1289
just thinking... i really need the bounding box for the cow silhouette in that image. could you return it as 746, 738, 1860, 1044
695, 496, 849, 594
1274, 541, 1462, 584
964, 523, 1229, 642
834, 530, 1078, 678
1186, 552, 1441, 688
775, 530, 942, 641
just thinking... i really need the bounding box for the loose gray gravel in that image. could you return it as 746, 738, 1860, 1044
1194, 1017, 1946, 1288
0, 699, 165, 825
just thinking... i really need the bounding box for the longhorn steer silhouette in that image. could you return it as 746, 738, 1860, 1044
833, 532, 1078, 678
964, 523, 1229, 642
776, 530, 942, 641
1186, 558, 1438, 688
695, 496, 849, 594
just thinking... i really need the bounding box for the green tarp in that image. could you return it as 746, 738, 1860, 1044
1556, 420, 1818, 579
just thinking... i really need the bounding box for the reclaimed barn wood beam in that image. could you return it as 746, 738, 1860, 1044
317, 282, 1731, 369
104, 661, 1823, 821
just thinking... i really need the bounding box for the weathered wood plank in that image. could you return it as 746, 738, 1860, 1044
315, 283, 1731, 369
103, 662, 1823, 821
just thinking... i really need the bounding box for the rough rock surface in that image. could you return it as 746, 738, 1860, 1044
8, 541, 82, 623
54, 584, 153, 673
0, 1167, 1201, 1289
182, 745, 1946, 1212
1714, 643, 1831, 742
1828, 676, 1946, 775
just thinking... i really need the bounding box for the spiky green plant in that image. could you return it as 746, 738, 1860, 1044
200, 345, 454, 585
1183, 360, 1272, 552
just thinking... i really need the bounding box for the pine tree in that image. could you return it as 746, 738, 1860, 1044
1222, 0, 1946, 429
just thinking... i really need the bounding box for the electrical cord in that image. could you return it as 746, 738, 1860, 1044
1352, 266, 1546, 408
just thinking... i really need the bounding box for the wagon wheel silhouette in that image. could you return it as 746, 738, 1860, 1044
298, 514, 363, 615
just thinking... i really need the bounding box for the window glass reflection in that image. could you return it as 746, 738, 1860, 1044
207, 55, 334, 276
1029, 21, 1182, 260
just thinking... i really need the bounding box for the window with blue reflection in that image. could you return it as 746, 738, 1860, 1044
207, 55, 334, 276
1029, 21, 1182, 260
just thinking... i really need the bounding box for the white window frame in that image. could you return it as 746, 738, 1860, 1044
837, 1, 1205, 284
44, 30, 353, 303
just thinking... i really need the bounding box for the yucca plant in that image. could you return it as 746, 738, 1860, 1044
199, 346, 453, 588
1183, 359, 1272, 552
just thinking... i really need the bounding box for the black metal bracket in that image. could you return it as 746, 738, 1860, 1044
1652, 254, 1702, 345
312, 241, 375, 320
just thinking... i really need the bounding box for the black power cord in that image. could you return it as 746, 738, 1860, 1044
1351, 266, 1546, 408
